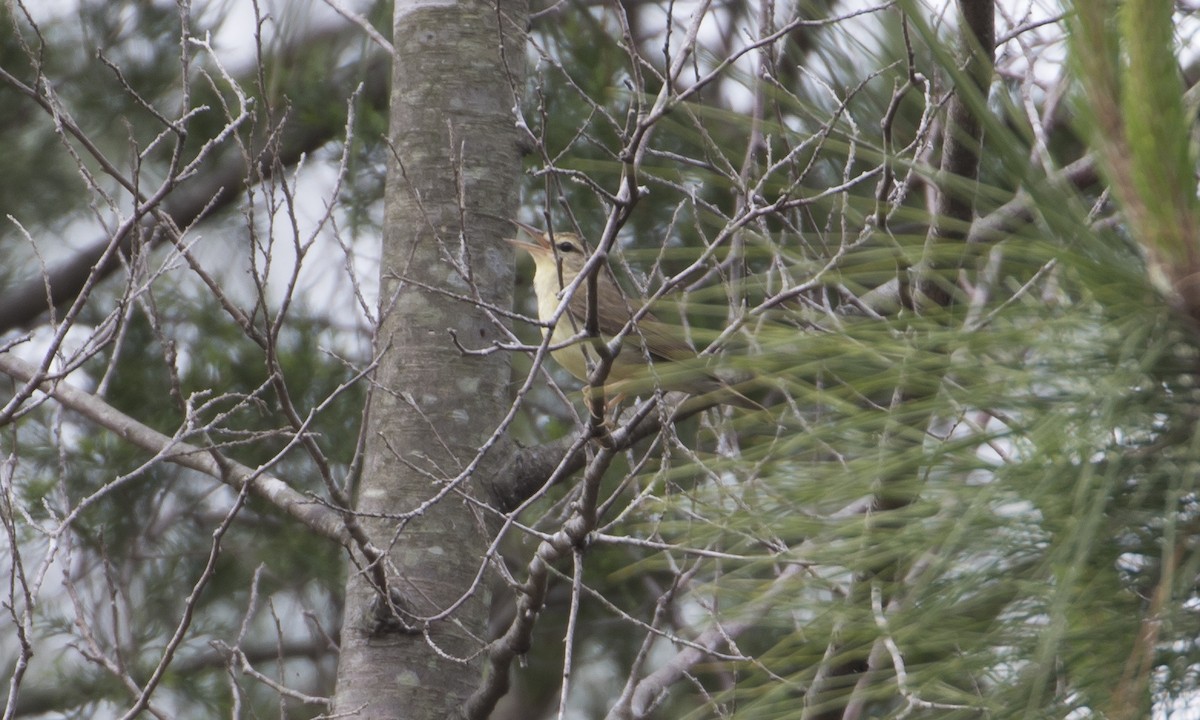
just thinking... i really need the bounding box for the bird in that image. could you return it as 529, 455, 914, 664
507, 221, 758, 409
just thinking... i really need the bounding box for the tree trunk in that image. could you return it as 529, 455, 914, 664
331, 0, 527, 716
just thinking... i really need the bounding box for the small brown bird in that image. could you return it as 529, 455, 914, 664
508, 222, 756, 408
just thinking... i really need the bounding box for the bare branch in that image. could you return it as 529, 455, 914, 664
0, 351, 354, 546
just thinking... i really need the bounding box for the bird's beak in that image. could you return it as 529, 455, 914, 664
507, 220, 552, 256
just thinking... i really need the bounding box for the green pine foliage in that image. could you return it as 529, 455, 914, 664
6, 0, 1200, 717
507, 3, 1200, 718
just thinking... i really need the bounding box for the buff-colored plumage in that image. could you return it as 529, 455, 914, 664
509, 222, 756, 407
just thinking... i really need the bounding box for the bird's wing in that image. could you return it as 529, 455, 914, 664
631, 317, 698, 362
564, 268, 633, 337
562, 267, 699, 362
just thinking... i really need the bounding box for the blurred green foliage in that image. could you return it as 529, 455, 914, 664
6, 0, 1200, 717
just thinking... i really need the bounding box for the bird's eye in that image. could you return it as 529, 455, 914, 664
556, 242, 576, 253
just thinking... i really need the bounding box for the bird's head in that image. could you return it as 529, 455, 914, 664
508, 221, 588, 277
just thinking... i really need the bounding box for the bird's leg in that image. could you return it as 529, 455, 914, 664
583, 384, 616, 447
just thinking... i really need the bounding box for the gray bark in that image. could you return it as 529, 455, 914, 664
331, 0, 527, 716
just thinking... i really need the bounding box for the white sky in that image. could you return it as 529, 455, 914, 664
9, 2, 1200, 717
